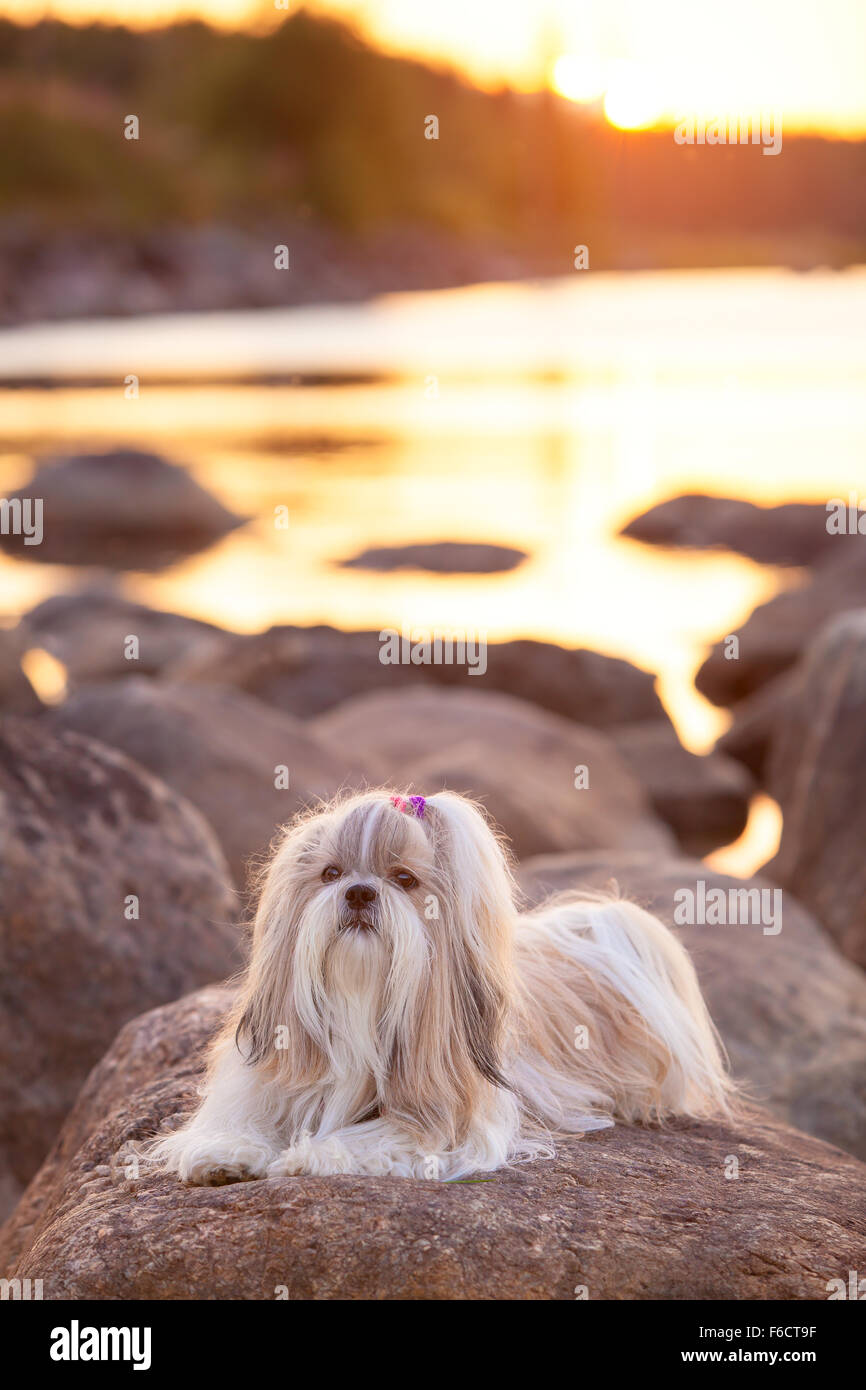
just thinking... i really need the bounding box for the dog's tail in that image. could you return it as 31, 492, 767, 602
511, 892, 734, 1132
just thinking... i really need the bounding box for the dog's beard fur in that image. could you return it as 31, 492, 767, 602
151, 789, 733, 1184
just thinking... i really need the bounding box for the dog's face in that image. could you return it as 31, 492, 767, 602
257, 796, 440, 1013
311, 796, 434, 947
239, 790, 517, 1138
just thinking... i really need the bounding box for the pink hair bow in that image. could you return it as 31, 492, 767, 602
390, 794, 426, 820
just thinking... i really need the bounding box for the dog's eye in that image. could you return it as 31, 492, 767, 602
391, 868, 418, 891
321, 865, 341, 882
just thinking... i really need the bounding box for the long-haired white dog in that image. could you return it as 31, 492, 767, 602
153, 789, 731, 1183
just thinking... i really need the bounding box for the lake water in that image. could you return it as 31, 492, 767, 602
2, 267, 865, 874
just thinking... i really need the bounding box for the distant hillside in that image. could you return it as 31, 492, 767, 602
0, 11, 864, 322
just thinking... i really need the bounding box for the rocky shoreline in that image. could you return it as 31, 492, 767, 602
1, 449, 865, 1294
0, 221, 542, 328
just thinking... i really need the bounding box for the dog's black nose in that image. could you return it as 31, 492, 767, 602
345, 883, 377, 908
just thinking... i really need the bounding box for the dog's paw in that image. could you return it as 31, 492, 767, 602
175, 1138, 274, 1186
194, 1163, 258, 1187
268, 1134, 357, 1178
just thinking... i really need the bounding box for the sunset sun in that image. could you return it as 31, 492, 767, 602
552, 53, 664, 131
602, 61, 665, 131
550, 54, 607, 105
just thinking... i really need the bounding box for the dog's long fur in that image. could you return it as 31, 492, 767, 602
151, 789, 732, 1182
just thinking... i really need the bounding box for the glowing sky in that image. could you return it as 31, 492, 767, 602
2, 0, 866, 135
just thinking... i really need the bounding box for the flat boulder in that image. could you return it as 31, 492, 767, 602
765, 611, 866, 969
0, 719, 237, 1220
518, 851, 866, 1159
167, 624, 668, 727
337, 541, 528, 573
1, 986, 863, 1299
49, 678, 363, 890
623, 492, 863, 567
462, 638, 668, 728
21, 587, 227, 687
167, 624, 377, 717
0, 450, 243, 568
312, 687, 675, 859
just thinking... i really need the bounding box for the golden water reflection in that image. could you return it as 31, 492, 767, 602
0, 385, 806, 749
1, 272, 864, 878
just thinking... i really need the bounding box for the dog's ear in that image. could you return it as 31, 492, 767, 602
423, 791, 517, 919
235, 1002, 266, 1065
428, 793, 515, 1088
385, 792, 517, 1145
454, 943, 510, 1090
231, 820, 329, 1083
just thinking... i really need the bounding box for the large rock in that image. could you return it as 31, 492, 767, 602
2, 987, 863, 1299
518, 852, 866, 1159
0, 450, 243, 568
765, 611, 866, 969
610, 720, 753, 854
49, 678, 365, 888
337, 541, 528, 573
168, 623, 669, 727
0, 626, 41, 714
715, 672, 794, 783
21, 588, 226, 687
696, 553, 866, 706
0, 719, 237, 1219
623, 492, 863, 567
467, 638, 669, 728
312, 687, 675, 860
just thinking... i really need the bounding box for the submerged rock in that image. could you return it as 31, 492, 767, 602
337, 541, 528, 573
0, 450, 243, 569
623, 492, 863, 567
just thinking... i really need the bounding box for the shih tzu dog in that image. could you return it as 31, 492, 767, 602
153, 789, 731, 1183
